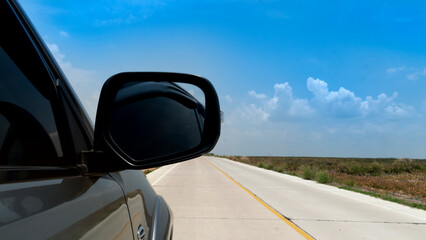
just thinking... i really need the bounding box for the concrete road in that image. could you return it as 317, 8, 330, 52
147, 157, 307, 240
147, 156, 426, 239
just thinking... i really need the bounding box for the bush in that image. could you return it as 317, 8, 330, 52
317, 171, 332, 183
368, 162, 383, 176
275, 163, 287, 173
342, 179, 355, 187
336, 162, 350, 173
265, 163, 274, 170
301, 165, 316, 180
349, 162, 366, 175
413, 163, 424, 171
257, 162, 274, 170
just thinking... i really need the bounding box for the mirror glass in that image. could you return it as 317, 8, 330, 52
109, 81, 206, 161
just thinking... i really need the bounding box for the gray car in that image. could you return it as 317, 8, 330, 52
0, 0, 221, 239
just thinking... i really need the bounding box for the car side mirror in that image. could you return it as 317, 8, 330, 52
90, 72, 221, 171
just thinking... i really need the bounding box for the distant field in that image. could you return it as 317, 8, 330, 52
218, 155, 426, 210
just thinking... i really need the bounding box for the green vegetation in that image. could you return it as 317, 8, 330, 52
342, 179, 355, 187
317, 171, 332, 183
217, 155, 426, 210
339, 186, 426, 211
143, 168, 157, 174
301, 165, 316, 180
275, 163, 287, 173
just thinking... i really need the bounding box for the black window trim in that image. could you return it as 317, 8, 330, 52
7, 0, 95, 146
1, 0, 91, 176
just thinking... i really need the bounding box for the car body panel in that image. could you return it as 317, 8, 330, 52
0, 175, 133, 239
110, 170, 173, 240
1, 0, 173, 239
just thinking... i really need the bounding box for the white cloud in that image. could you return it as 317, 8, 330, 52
361, 92, 398, 117
306, 77, 414, 119
95, 14, 139, 27
248, 90, 267, 99
215, 77, 424, 158
385, 104, 415, 118
307, 77, 329, 98
243, 77, 414, 122
386, 66, 426, 80
47, 43, 64, 60
239, 104, 270, 122
47, 43, 100, 120
225, 95, 233, 103
244, 81, 313, 121
47, 43, 97, 85
59, 31, 69, 37
83, 90, 101, 123
288, 98, 313, 117
92, 0, 168, 27
307, 77, 364, 118
406, 68, 426, 81
387, 67, 406, 73
268, 82, 313, 119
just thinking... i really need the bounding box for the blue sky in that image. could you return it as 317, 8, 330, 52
20, 0, 426, 158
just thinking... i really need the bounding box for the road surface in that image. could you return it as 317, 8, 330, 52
147, 156, 426, 239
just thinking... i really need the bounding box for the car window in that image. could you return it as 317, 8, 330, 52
0, 45, 62, 166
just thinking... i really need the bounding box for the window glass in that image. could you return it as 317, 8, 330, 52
0, 46, 62, 166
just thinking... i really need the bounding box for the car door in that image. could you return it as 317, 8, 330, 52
0, 1, 133, 239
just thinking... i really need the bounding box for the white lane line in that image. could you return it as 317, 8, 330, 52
151, 163, 180, 186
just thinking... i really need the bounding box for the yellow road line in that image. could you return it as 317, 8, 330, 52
205, 158, 315, 240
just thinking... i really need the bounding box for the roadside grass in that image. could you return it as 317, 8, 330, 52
143, 168, 157, 174
317, 171, 332, 183
339, 186, 426, 211
301, 165, 316, 180
219, 155, 426, 211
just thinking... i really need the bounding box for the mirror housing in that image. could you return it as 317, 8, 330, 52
89, 72, 221, 171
